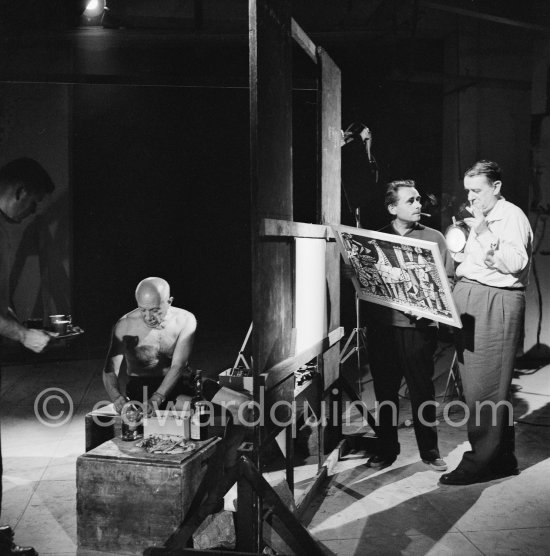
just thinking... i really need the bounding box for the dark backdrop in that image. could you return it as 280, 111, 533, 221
73, 85, 251, 350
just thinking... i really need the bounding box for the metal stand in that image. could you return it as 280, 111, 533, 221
231, 322, 253, 374
339, 292, 368, 368
338, 206, 379, 441
443, 351, 464, 401
339, 207, 368, 389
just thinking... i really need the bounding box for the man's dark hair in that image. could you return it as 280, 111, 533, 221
384, 179, 416, 210
464, 160, 502, 184
0, 157, 55, 195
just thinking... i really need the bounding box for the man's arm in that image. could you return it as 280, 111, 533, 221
102, 322, 127, 413
148, 313, 197, 409
0, 313, 50, 352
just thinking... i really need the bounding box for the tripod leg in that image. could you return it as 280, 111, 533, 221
339, 376, 378, 433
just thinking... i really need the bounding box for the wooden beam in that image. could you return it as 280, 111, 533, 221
318, 46, 342, 391
265, 327, 344, 389
387, 68, 531, 92
248, 1, 292, 549
239, 456, 325, 556
291, 19, 317, 63
250, 0, 294, 374
420, 1, 550, 34
260, 217, 334, 239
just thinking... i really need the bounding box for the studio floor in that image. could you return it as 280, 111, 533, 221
1, 336, 549, 556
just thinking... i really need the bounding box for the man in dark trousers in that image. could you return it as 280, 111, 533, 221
0, 158, 55, 555
440, 160, 533, 485
357, 180, 453, 471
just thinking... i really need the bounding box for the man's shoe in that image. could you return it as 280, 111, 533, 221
422, 458, 448, 471
0, 532, 38, 556
8, 545, 38, 555
490, 465, 520, 479
0, 525, 14, 542
439, 467, 487, 486
489, 454, 519, 479
367, 454, 397, 469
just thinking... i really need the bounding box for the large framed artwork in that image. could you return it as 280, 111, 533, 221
332, 225, 462, 328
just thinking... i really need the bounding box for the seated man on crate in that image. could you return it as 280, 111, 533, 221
103, 276, 198, 415
103, 276, 252, 514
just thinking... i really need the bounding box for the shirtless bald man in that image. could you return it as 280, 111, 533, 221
103, 277, 197, 415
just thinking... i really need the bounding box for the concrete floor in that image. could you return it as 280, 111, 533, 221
1, 338, 549, 555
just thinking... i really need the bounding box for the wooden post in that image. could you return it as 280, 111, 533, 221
250, 0, 294, 374
317, 46, 341, 391
318, 47, 342, 451
248, 0, 293, 551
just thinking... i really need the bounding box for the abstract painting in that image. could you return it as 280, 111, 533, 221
333, 225, 461, 328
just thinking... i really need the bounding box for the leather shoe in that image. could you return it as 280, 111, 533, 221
0, 533, 37, 556
489, 455, 519, 479
439, 467, 487, 486
490, 465, 520, 479
8, 546, 38, 555
0, 525, 14, 542
367, 454, 397, 469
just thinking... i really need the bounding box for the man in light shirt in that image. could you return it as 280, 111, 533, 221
440, 160, 533, 486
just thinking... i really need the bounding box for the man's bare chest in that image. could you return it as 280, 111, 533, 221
123, 327, 177, 359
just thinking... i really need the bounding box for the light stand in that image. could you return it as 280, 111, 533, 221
338, 205, 379, 438
338, 124, 380, 441
339, 206, 368, 390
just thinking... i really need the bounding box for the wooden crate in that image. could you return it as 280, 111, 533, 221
77, 436, 220, 555
84, 410, 120, 451
218, 368, 265, 395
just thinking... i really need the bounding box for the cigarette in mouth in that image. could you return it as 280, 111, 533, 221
420, 212, 431, 217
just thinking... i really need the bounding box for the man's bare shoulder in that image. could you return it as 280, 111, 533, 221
113, 309, 143, 334
169, 307, 197, 329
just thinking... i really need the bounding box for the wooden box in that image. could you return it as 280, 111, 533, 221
84, 408, 120, 451
77, 436, 220, 555
143, 410, 191, 438
218, 368, 265, 395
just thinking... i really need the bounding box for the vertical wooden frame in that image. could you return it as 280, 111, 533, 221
249, 0, 294, 375
246, 0, 293, 551
317, 47, 342, 391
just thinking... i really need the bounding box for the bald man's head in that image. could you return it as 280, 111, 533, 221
135, 277, 172, 328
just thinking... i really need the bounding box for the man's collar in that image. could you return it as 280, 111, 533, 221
485, 197, 506, 222
390, 221, 425, 235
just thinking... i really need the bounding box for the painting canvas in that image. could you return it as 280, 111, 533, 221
332, 225, 462, 328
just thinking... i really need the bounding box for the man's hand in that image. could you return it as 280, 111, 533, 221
21, 328, 51, 353
484, 248, 496, 268
144, 391, 166, 417
113, 395, 127, 414
402, 309, 420, 321
463, 206, 490, 235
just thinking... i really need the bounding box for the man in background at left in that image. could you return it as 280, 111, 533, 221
0, 158, 55, 555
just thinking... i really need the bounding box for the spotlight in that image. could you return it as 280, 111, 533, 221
82, 0, 105, 25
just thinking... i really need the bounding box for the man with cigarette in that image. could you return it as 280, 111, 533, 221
0, 157, 55, 556
352, 180, 453, 471
440, 160, 533, 485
